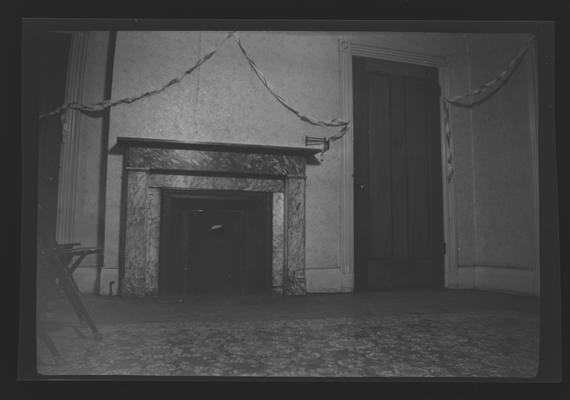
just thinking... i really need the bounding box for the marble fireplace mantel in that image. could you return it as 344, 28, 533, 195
117, 137, 320, 297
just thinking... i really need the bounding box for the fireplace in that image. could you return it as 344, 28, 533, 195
117, 137, 320, 296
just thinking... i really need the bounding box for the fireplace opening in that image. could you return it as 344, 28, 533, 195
159, 189, 273, 295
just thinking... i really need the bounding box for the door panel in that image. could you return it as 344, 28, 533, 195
368, 74, 392, 260
354, 56, 444, 290
406, 77, 431, 260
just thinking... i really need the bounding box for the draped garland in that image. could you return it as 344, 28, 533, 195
441, 36, 536, 182
39, 32, 535, 172
39, 32, 349, 146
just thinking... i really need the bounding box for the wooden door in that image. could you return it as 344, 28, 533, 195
353, 56, 445, 290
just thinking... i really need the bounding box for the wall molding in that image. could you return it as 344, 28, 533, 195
482, 266, 535, 295
458, 264, 533, 271
338, 38, 455, 288
439, 54, 459, 285
346, 42, 450, 67
524, 35, 541, 295
56, 32, 89, 244
448, 265, 538, 295
305, 265, 343, 271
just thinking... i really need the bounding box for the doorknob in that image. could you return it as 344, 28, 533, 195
359, 184, 366, 190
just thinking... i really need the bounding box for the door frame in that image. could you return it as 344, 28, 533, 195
338, 39, 456, 290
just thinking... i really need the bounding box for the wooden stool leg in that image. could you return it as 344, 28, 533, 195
59, 275, 103, 340
37, 326, 61, 359
38, 230, 103, 342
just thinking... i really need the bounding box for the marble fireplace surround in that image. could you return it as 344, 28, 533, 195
117, 137, 320, 297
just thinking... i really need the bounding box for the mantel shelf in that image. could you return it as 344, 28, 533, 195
116, 137, 321, 158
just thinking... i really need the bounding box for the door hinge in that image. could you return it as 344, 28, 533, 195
443, 242, 447, 255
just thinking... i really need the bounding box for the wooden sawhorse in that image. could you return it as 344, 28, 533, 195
37, 238, 103, 362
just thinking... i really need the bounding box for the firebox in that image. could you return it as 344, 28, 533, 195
159, 190, 272, 295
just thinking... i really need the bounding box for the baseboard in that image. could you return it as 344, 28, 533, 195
474, 266, 538, 296
305, 268, 353, 293
74, 265, 538, 296
445, 266, 476, 289
98, 267, 120, 296
445, 265, 538, 296
72, 265, 119, 296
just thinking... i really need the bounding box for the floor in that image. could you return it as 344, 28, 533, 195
36, 289, 540, 378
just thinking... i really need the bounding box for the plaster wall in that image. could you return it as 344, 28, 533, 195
102, 31, 477, 295
68, 30, 538, 296
465, 33, 539, 295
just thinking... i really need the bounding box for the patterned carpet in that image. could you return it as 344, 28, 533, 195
37, 310, 539, 377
